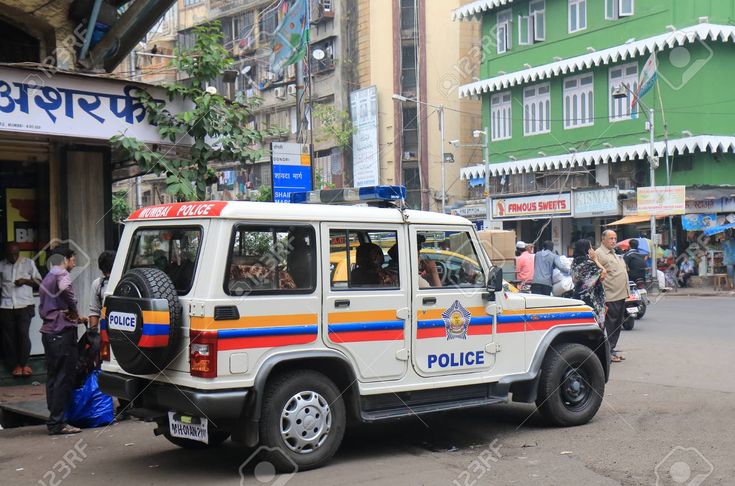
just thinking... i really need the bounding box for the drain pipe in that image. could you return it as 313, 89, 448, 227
79, 0, 103, 62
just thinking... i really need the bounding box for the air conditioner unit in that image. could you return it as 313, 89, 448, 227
274, 86, 286, 99
287, 84, 296, 96
403, 151, 417, 160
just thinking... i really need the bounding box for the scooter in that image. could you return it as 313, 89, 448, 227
623, 281, 648, 330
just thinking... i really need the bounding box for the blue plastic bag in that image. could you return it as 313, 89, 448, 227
65, 370, 114, 428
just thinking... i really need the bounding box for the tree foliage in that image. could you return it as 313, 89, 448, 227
111, 22, 282, 201
311, 104, 355, 149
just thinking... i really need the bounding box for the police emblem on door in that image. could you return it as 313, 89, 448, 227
442, 300, 471, 340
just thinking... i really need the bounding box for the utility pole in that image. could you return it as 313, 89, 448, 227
483, 126, 491, 230
647, 107, 659, 292
438, 105, 446, 213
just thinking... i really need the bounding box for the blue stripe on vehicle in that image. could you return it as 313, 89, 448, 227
416, 312, 596, 329
141, 323, 170, 336
218, 325, 319, 339
328, 321, 404, 333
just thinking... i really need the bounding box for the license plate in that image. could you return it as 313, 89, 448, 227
626, 308, 638, 315
168, 412, 208, 444
107, 311, 137, 332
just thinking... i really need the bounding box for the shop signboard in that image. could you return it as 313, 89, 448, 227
573, 188, 619, 218
491, 193, 572, 220
271, 142, 312, 203
450, 205, 486, 219
637, 186, 686, 216
350, 86, 379, 188
0, 66, 187, 145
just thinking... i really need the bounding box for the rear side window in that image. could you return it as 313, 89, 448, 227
329, 229, 400, 290
225, 225, 316, 295
126, 227, 202, 294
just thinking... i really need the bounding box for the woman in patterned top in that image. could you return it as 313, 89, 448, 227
571, 239, 608, 327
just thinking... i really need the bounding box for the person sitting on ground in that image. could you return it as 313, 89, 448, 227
677, 254, 696, 288
624, 239, 648, 284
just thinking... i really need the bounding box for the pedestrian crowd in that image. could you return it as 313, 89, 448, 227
0, 243, 115, 435
515, 229, 631, 363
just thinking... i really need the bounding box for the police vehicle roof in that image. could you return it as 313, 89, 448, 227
127, 200, 473, 226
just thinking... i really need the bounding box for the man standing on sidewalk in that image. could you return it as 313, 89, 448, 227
596, 230, 629, 363
0, 242, 42, 377
531, 241, 569, 295
39, 247, 87, 435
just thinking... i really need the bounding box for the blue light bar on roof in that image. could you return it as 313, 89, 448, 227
290, 185, 407, 204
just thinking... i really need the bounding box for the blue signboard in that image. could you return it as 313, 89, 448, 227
271, 142, 312, 203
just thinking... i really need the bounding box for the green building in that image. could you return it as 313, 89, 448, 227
454, 0, 735, 271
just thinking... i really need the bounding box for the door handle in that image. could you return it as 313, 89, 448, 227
422, 297, 437, 306
335, 299, 350, 309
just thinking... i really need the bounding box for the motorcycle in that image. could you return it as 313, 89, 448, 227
623, 281, 649, 330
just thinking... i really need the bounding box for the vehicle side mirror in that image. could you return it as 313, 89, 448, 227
487, 266, 503, 292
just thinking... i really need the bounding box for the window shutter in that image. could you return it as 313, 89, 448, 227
518, 15, 530, 45
533, 10, 545, 41
620, 0, 634, 17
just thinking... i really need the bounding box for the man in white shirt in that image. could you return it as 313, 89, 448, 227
0, 242, 42, 377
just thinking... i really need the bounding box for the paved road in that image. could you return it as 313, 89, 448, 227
2, 296, 734, 485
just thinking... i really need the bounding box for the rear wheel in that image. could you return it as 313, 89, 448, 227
636, 303, 646, 319
259, 370, 346, 472
623, 317, 635, 330
536, 343, 605, 427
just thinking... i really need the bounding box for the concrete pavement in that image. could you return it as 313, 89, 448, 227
1, 296, 733, 485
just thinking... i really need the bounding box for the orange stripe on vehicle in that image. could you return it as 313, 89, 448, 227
141, 310, 170, 324
190, 313, 319, 330
503, 306, 591, 316
327, 310, 397, 324
417, 306, 486, 320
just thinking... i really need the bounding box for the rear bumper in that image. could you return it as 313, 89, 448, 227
99, 371, 249, 419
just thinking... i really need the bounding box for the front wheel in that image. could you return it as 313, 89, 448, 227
259, 370, 346, 472
536, 343, 605, 427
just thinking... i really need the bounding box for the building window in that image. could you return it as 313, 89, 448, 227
609, 63, 638, 122
183, 0, 201, 7
523, 83, 550, 135
606, 0, 634, 20
310, 38, 335, 74
401, 43, 417, 92
329, 230, 400, 289
568, 0, 587, 33
519, 0, 545, 45
496, 9, 512, 54
491, 91, 512, 141
563, 73, 594, 129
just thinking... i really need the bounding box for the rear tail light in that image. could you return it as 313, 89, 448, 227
100, 330, 110, 361
190, 330, 218, 378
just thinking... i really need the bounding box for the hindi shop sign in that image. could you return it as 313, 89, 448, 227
491, 193, 572, 220
637, 186, 686, 216
271, 142, 312, 203
0, 66, 183, 145
573, 188, 620, 218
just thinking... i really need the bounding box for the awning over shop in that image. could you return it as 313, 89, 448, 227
460, 136, 735, 179
458, 24, 735, 97
452, 0, 515, 20
704, 222, 735, 236
607, 215, 666, 226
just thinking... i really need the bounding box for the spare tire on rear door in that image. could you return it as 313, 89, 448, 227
105, 268, 181, 375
